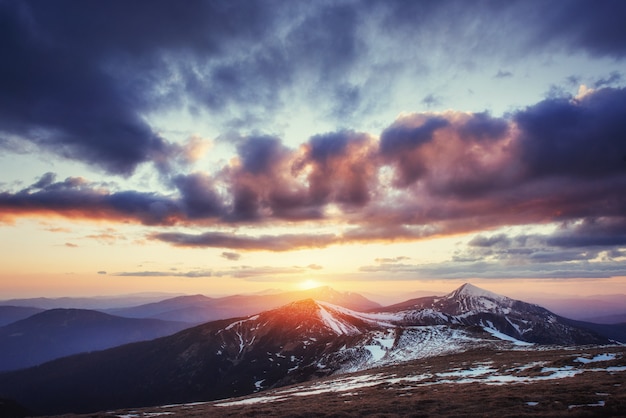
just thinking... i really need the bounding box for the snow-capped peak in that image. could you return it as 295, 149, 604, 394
447, 283, 507, 302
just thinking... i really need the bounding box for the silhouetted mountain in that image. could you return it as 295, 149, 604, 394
0, 306, 44, 327
108, 286, 380, 323
0, 309, 191, 372
0, 284, 613, 415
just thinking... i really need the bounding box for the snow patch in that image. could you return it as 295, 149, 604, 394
569, 400, 605, 409
364, 345, 386, 362
482, 327, 533, 346
254, 379, 266, 391
575, 353, 618, 364
317, 304, 360, 335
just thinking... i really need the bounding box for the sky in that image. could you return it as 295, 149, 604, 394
1, 0, 626, 301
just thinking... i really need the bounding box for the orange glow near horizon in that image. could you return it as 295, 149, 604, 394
298, 279, 323, 290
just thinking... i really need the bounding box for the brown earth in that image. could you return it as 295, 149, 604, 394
47, 346, 626, 417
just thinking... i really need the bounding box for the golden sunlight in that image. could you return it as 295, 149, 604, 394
298, 279, 322, 290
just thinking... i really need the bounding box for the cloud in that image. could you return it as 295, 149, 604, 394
2, 0, 625, 180
374, 256, 411, 264
421, 94, 441, 108
526, 0, 626, 58
85, 231, 124, 244
64, 242, 78, 248
1, 88, 625, 256
173, 172, 224, 220
0, 0, 277, 175
593, 71, 622, 88
361, 222, 626, 280
114, 270, 213, 278
97, 271, 107, 275
494, 70, 513, 79
0, 174, 182, 225
515, 87, 626, 179
114, 265, 319, 280
222, 266, 310, 280
149, 231, 340, 252
546, 217, 626, 248
359, 259, 626, 280
221, 251, 241, 261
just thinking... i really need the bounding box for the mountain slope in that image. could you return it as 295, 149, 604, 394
0, 306, 44, 327
0, 309, 191, 371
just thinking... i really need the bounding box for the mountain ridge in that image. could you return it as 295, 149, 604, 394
106, 286, 381, 323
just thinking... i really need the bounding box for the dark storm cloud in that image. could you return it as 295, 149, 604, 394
0, 1, 172, 175
0, 0, 272, 175
515, 87, 626, 179
3, 0, 626, 178
528, 0, 626, 58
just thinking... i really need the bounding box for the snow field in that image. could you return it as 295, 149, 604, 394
213, 352, 626, 408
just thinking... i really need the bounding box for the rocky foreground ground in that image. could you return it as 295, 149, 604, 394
49, 345, 626, 417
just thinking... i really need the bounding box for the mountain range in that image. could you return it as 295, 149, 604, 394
104, 286, 381, 323
0, 283, 620, 416
0, 287, 380, 374
0, 309, 190, 372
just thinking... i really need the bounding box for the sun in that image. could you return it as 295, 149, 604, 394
298, 279, 322, 290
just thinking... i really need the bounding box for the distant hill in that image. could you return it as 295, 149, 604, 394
525, 294, 626, 322
0, 309, 190, 372
0, 283, 614, 415
582, 312, 626, 324
0, 306, 44, 327
0, 293, 184, 310
108, 286, 381, 323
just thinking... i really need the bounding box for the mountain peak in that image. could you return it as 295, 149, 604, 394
448, 283, 506, 301
266, 299, 365, 336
